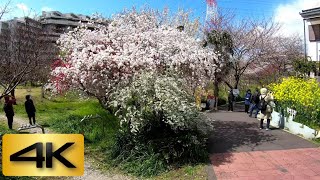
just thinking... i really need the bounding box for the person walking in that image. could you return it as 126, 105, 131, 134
228, 89, 234, 112
25, 95, 36, 125
257, 88, 274, 131
249, 88, 260, 118
244, 89, 252, 113
3, 95, 16, 129
207, 94, 215, 111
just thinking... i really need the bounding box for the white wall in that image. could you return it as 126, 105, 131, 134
270, 111, 320, 140
305, 20, 320, 62
307, 41, 319, 61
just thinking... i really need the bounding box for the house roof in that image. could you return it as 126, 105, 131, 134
300, 7, 320, 20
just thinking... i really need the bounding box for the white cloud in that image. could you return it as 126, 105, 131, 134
41, 6, 53, 12
16, 3, 28, 12
274, 0, 320, 37
1, 3, 54, 20
2, 3, 30, 19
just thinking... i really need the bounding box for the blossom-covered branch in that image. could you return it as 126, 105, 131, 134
51, 9, 221, 106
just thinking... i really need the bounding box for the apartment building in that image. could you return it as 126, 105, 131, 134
0, 11, 108, 64
40, 11, 107, 43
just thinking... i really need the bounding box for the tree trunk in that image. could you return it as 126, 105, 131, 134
224, 80, 233, 89
234, 75, 240, 89
214, 80, 219, 110
10, 89, 15, 97
41, 84, 46, 99
98, 96, 114, 114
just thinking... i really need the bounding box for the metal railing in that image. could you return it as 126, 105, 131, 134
17, 124, 45, 134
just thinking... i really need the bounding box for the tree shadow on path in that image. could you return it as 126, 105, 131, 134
207, 120, 276, 166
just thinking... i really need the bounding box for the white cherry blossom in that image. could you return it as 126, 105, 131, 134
50, 10, 221, 105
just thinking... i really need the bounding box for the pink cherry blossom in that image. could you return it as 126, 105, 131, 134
50, 10, 221, 105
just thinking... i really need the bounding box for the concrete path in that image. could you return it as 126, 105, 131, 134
206, 109, 320, 180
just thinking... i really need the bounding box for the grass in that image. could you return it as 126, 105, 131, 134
0, 87, 208, 179
312, 138, 320, 146
153, 164, 207, 180
89, 150, 207, 179
0, 88, 121, 178
15, 88, 119, 149
0, 122, 16, 134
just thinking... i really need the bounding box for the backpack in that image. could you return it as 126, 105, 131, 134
251, 94, 256, 103
257, 96, 267, 111
252, 92, 260, 104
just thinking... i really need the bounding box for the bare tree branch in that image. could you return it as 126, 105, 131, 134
0, 0, 11, 20
0, 16, 57, 99
225, 18, 281, 89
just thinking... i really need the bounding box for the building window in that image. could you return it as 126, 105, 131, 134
309, 24, 320, 41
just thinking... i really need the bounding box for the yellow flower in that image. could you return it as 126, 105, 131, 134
270, 77, 319, 113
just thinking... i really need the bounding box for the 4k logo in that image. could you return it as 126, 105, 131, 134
2, 134, 84, 176
10, 142, 76, 168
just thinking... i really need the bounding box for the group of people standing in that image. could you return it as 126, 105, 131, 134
229, 87, 274, 130
3, 94, 36, 129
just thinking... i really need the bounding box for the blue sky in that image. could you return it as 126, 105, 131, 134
2, 0, 320, 36
3, 0, 294, 20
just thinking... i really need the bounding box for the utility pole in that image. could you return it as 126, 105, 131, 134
205, 0, 218, 25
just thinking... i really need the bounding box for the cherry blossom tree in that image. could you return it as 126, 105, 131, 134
51, 9, 221, 109
224, 19, 281, 89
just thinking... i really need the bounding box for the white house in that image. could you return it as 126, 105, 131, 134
300, 7, 320, 79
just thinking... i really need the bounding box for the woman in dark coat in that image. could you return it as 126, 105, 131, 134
3, 95, 16, 129
25, 95, 36, 125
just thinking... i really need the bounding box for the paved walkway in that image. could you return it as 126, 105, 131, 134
206, 106, 320, 180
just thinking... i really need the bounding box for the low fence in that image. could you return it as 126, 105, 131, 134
17, 124, 45, 134
270, 108, 320, 140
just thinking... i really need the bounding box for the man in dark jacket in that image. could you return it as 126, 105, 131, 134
244, 89, 252, 113
25, 95, 36, 125
3, 95, 16, 129
249, 88, 260, 118
228, 89, 234, 112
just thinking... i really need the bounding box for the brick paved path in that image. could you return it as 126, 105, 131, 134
206, 108, 320, 180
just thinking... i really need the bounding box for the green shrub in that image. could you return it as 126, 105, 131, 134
109, 73, 210, 177
48, 103, 118, 144
235, 95, 244, 102
293, 58, 317, 76
110, 128, 207, 177
217, 98, 227, 106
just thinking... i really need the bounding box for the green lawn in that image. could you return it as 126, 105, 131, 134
18, 88, 119, 149
1, 88, 120, 178
0, 87, 208, 179
153, 164, 207, 180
